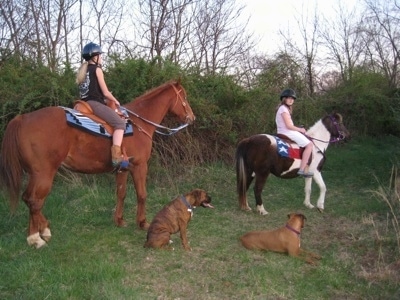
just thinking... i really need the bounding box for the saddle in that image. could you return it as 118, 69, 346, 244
275, 134, 304, 160
72, 100, 132, 168
73, 100, 127, 135
276, 134, 294, 143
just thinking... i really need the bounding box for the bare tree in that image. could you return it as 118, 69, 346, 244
1, 0, 79, 70
136, 0, 192, 65
191, 0, 253, 75
319, 1, 365, 83
135, 0, 254, 74
363, 0, 400, 88
278, 2, 320, 96
40, 0, 79, 70
0, 0, 32, 61
86, 0, 126, 48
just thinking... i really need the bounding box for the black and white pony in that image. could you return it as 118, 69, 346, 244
235, 113, 349, 215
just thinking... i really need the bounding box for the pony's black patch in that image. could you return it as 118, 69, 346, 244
61, 107, 133, 138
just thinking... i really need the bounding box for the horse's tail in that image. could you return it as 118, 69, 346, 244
235, 139, 250, 208
0, 116, 24, 211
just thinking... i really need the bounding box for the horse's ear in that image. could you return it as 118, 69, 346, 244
177, 77, 182, 84
330, 112, 342, 122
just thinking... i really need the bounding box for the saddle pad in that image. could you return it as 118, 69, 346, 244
274, 136, 301, 159
61, 106, 133, 138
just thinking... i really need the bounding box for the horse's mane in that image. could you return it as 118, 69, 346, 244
134, 80, 178, 103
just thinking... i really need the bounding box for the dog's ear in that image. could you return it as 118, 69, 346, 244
287, 212, 295, 219
191, 189, 201, 199
294, 212, 306, 220
298, 214, 306, 228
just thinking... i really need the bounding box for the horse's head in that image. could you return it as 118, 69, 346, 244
169, 82, 195, 125
324, 113, 350, 142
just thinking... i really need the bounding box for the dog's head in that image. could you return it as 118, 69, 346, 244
287, 212, 306, 228
187, 189, 214, 208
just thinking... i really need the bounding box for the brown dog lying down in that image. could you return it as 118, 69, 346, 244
144, 189, 213, 251
240, 213, 321, 265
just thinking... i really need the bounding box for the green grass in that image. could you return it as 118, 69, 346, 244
1, 136, 400, 299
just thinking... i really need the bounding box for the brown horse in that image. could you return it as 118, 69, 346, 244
0, 80, 195, 248
236, 113, 349, 215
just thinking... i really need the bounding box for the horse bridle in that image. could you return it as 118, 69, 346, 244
307, 115, 345, 144
121, 83, 190, 136
170, 83, 192, 123
328, 115, 346, 143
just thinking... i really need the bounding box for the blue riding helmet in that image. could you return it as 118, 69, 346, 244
82, 42, 103, 61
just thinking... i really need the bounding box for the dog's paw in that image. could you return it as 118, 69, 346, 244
182, 243, 192, 251
312, 254, 322, 260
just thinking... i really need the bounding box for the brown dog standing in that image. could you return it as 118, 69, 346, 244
144, 189, 213, 251
240, 213, 321, 265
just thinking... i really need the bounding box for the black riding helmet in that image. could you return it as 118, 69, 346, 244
280, 88, 297, 100
82, 42, 103, 61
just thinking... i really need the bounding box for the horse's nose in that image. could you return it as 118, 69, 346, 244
345, 131, 351, 140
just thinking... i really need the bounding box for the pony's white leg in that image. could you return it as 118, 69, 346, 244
27, 232, 47, 249
313, 171, 326, 211
40, 227, 52, 242
303, 177, 314, 209
245, 200, 252, 211
256, 205, 269, 215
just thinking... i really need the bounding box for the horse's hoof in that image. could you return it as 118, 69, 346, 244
241, 206, 252, 212
115, 218, 127, 227
317, 207, 324, 213
35, 240, 47, 249
27, 233, 47, 249
40, 228, 52, 242
41, 235, 51, 242
256, 205, 268, 215
304, 203, 315, 209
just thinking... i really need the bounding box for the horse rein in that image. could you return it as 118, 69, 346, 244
121, 84, 190, 137
306, 115, 345, 144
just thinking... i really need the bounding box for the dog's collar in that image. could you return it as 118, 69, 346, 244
180, 195, 193, 213
285, 224, 301, 236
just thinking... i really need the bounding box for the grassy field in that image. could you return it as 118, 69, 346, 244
1, 136, 400, 299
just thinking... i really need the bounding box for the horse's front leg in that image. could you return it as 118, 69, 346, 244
254, 174, 269, 215
312, 171, 326, 212
131, 163, 150, 230
303, 177, 314, 209
114, 171, 129, 227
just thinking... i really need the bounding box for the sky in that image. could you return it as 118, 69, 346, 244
239, 0, 360, 55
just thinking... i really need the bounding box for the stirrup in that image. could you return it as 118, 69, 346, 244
112, 161, 129, 173
112, 156, 134, 172
297, 170, 313, 178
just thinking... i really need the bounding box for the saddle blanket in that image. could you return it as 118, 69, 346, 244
274, 136, 301, 159
61, 106, 133, 138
